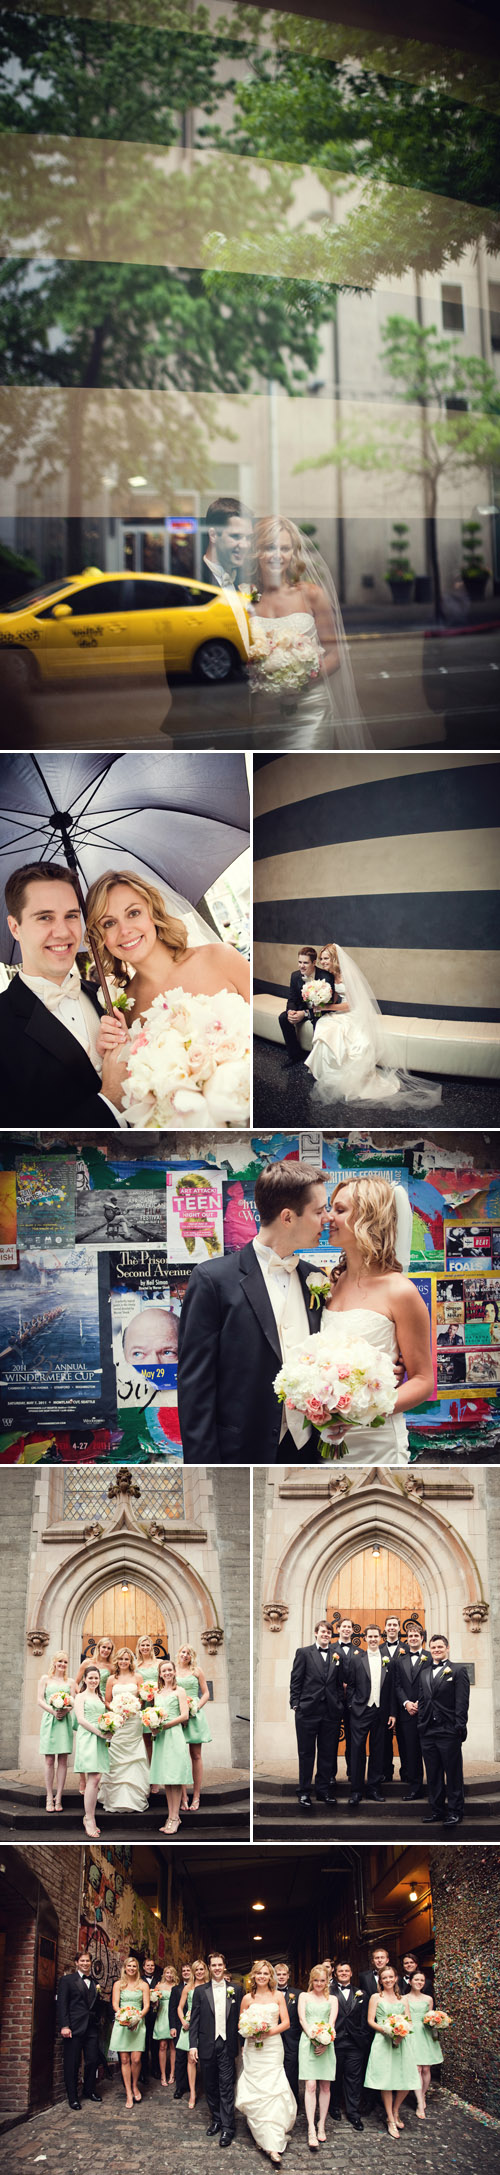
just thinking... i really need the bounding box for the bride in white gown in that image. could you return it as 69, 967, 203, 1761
99, 1647, 150, 1815
305, 944, 442, 1109
248, 518, 370, 748
235, 1961, 296, 2165
319, 1177, 435, 1465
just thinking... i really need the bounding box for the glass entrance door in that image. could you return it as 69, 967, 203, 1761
123, 525, 166, 572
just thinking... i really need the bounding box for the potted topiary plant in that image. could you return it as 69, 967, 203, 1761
461, 520, 490, 600
385, 523, 415, 604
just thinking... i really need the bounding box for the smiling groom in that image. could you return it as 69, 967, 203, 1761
0, 862, 126, 1125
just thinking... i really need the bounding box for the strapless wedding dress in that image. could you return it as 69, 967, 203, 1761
320, 1307, 409, 1465
306, 1006, 401, 1102
249, 611, 368, 746
235, 2001, 296, 2156
99, 1687, 150, 1813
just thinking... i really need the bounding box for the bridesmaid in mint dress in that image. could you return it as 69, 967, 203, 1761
176, 1643, 212, 1813
74, 1640, 115, 1798
37, 1650, 75, 1813
153, 1964, 177, 2087
408, 1970, 445, 2119
136, 1634, 161, 1776
148, 1659, 191, 1835
73, 1665, 111, 1840
178, 1961, 209, 2108
365, 1965, 421, 2137
298, 1964, 338, 2150
110, 1957, 150, 2108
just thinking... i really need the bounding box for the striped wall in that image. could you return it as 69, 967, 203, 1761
253, 754, 500, 1020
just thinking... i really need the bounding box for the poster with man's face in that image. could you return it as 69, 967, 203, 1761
109, 1251, 191, 1409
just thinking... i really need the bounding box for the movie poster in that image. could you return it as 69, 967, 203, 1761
109, 1250, 191, 1410
0, 1248, 104, 1425
166, 1168, 224, 1265
0, 1170, 17, 1264
444, 1222, 495, 1271
76, 1155, 166, 1244
15, 1155, 76, 1250
222, 1179, 259, 1251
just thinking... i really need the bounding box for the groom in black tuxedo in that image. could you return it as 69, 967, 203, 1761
395, 1622, 430, 1799
418, 1635, 470, 1825
178, 1161, 329, 1464
290, 1618, 344, 1807
0, 863, 127, 1125
279, 947, 323, 1068
189, 1951, 242, 2146
201, 495, 253, 589
346, 1628, 397, 1806
56, 1951, 102, 2109
328, 1962, 367, 2130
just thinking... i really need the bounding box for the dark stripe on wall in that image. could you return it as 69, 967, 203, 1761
253, 892, 500, 950
253, 976, 500, 1022
253, 763, 500, 860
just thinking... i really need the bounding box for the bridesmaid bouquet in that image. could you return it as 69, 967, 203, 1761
121, 988, 250, 1129
249, 622, 321, 693
385, 2015, 412, 2046
301, 977, 333, 1011
142, 1705, 164, 1733
425, 2010, 451, 2037
98, 1713, 118, 1738
311, 2024, 335, 2047
120, 2005, 142, 2030
274, 1337, 397, 1459
48, 1688, 73, 1714
139, 1679, 158, 1705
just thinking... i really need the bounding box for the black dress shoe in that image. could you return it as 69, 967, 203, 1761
68, 2100, 81, 2111
299, 1793, 312, 1808
283, 1055, 303, 1069
421, 1811, 445, 1824
348, 1793, 361, 1806
404, 1788, 424, 1800
219, 2134, 235, 2148
315, 1792, 337, 1805
444, 1812, 463, 1825
329, 2106, 341, 2121
175, 2090, 187, 2100
349, 2118, 364, 2131
367, 1789, 385, 1802
83, 2093, 102, 2103
207, 2119, 222, 2136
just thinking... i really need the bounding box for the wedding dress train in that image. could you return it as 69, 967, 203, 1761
235, 2002, 297, 2157
99, 1688, 150, 1813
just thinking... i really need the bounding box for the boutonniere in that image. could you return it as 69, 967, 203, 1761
306, 1272, 332, 1311
288, 1994, 296, 2004
226, 1986, 235, 1999
382, 1656, 390, 1666
443, 1668, 453, 1677
354, 1991, 363, 2000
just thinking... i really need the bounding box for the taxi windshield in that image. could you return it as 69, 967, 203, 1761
3, 580, 75, 613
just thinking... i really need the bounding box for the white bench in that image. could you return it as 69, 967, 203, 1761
253, 991, 500, 1079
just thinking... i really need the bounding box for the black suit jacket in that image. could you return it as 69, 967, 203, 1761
56, 1970, 100, 2036
395, 1650, 431, 1711
417, 1661, 470, 1739
189, 1981, 242, 2059
169, 1980, 188, 2036
280, 1987, 301, 2043
290, 1643, 345, 1720
285, 966, 326, 1020
331, 1641, 355, 1697
346, 1649, 395, 1725
177, 1242, 324, 1464
0, 974, 119, 1127
359, 1969, 382, 2001
331, 1984, 368, 2045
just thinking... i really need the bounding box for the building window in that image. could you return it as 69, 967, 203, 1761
442, 283, 465, 333
489, 282, 500, 352
61, 1470, 185, 1522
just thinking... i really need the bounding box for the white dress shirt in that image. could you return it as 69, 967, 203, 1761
367, 1650, 382, 1707
20, 966, 125, 1125
253, 1234, 311, 1447
212, 1979, 227, 2040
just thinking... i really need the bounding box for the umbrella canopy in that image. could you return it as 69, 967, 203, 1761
0, 752, 250, 963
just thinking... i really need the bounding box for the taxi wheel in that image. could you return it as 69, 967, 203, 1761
1, 648, 39, 691
192, 639, 239, 683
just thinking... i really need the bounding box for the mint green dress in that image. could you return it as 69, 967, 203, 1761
299, 1996, 336, 2081
364, 1998, 420, 2091
177, 1670, 212, 1745
149, 1692, 192, 1787
137, 1661, 159, 1691
109, 1986, 146, 2053
153, 1988, 173, 2042
39, 1679, 74, 1755
408, 1995, 444, 2067
74, 1693, 110, 1776
177, 1987, 193, 2054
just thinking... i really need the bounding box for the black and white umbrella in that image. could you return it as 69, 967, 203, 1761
0, 751, 250, 1005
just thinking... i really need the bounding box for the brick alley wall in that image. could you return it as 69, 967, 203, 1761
0, 1846, 83, 2113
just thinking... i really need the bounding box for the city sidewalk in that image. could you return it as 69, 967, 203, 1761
0, 2078, 497, 2175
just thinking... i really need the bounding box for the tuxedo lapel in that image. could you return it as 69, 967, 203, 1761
297, 1258, 323, 1338
206, 1983, 215, 2018
8, 972, 97, 1074
239, 1245, 283, 1363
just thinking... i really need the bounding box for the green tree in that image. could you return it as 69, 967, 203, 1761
296, 317, 500, 619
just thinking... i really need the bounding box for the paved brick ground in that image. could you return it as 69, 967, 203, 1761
0, 2076, 498, 2174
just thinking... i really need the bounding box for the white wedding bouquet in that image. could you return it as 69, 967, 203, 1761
112, 1691, 142, 1722
274, 1337, 397, 1460
249, 622, 321, 694
301, 976, 333, 1011
121, 987, 250, 1130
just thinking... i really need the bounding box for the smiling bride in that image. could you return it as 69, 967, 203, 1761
84, 869, 250, 1127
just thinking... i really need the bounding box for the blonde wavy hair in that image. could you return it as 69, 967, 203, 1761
192, 1959, 210, 1983
308, 1963, 329, 1992
159, 1964, 176, 1986
85, 870, 188, 989
329, 1177, 400, 1289
112, 1647, 136, 1677
119, 1956, 142, 1988
251, 516, 309, 595
136, 1635, 156, 1661
318, 944, 340, 978
93, 1638, 114, 1661
158, 1659, 178, 1690
47, 1652, 69, 1677
248, 1960, 277, 1995
176, 1644, 197, 1671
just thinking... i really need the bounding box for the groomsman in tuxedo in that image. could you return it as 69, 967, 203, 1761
418, 1635, 470, 1825
329, 1618, 355, 1787
380, 1617, 405, 1783
189, 1951, 242, 2146
56, 1952, 102, 2109
290, 1618, 344, 1807
328, 1962, 367, 2131
170, 1961, 193, 2097
346, 1628, 396, 1806
274, 1964, 301, 2102
178, 1161, 329, 1465
359, 1947, 390, 2001
278, 947, 322, 1068
395, 1622, 430, 1799
201, 496, 253, 588
0, 863, 127, 1125
140, 1954, 162, 2083
401, 1953, 434, 1998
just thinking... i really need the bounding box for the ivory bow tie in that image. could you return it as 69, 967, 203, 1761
35, 964, 83, 1010
267, 1253, 299, 1274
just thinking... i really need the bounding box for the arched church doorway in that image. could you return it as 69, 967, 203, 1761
327, 1547, 425, 1640
81, 1582, 169, 1657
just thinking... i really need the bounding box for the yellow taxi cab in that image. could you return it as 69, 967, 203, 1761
0, 567, 251, 686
